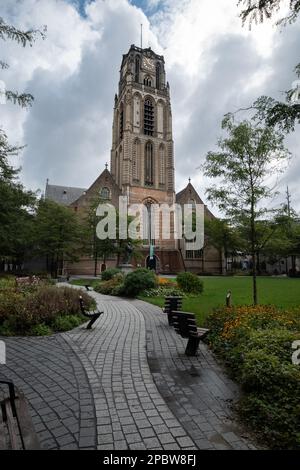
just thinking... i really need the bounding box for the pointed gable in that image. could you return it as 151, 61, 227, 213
70, 168, 121, 210
176, 182, 215, 220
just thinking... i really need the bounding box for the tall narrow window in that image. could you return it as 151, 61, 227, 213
100, 187, 110, 200
115, 151, 118, 183
143, 76, 152, 87
132, 139, 140, 181
119, 105, 124, 141
159, 144, 165, 185
135, 56, 140, 82
145, 142, 154, 185
156, 62, 161, 89
144, 99, 154, 136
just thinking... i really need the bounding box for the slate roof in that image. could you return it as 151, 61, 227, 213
45, 184, 87, 206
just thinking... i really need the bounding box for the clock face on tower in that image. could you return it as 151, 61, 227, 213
143, 57, 155, 71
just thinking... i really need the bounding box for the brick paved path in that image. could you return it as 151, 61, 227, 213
0, 288, 257, 450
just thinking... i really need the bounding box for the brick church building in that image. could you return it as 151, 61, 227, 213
45, 45, 223, 275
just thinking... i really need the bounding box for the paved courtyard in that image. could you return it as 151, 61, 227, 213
0, 288, 258, 450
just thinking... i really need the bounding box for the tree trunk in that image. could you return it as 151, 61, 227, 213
257, 251, 260, 275
220, 250, 223, 275
94, 250, 98, 277
291, 254, 296, 276
250, 206, 258, 305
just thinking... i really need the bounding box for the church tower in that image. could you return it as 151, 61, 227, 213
111, 45, 175, 205
110, 44, 182, 271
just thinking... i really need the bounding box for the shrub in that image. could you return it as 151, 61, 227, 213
176, 272, 204, 294
0, 283, 94, 335
94, 275, 124, 296
120, 268, 157, 297
101, 268, 121, 281
142, 287, 185, 297
51, 315, 83, 332
30, 323, 53, 336
206, 305, 300, 449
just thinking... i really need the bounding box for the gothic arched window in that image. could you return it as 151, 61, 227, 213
100, 187, 110, 200
119, 104, 124, 141
135, 56, 140, 83
132, 139, 140, 181
145, 142, 154, 185
156, 62, 161, 89
159, 144, 165, 185
143, 76, 152, 87
144, 99, 154, 136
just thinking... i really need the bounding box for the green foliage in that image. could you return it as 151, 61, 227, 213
29, 323, 53, 336
238, 0, 300, 27
0, 18, 44, 266
34, 199, 82, 277
94, 274, 124, 296
51, 315, 83, 332
0, 281, 94, 335
70, 278, 100, 288
238, 2, 300, 133
176, 272, 204, 294
206, 305, 300, 449
142, 286, 185, 297
0, 16, 46, 108
203, 114, 290, 304
120, 268, 157, 297
101, 268, 121, 281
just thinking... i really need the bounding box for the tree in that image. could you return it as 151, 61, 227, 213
34, 199, 82, 278
238, 2, 300, 132
80, 199, 143, 276
205, 218, 242, 273
0, 17, 45, 107
0, 18, 45, 271
0, 130, 36, 268
238, 1, 300, 27
82, 198, 117, 276
203, 114, 290, 304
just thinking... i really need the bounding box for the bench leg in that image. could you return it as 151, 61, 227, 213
86, 314, 101, 329
185, 337, 201, 356
167, 312, 174, 326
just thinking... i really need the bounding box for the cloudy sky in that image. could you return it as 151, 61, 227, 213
1, 0, 300, 213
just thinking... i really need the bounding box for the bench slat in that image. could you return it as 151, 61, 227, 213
171, 311, 210, 355
0, 408, 8, 450
3, 399, 20, 449
15, 393, 40, 450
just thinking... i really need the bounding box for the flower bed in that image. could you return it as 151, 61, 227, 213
0, 277, 95, 336
206, 305, 300, 449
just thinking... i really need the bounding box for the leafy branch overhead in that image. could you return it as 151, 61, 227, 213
238, 2, 300, 131
0, 17, 46, 46
238, 0, 300, 27
0, 17, 46, 108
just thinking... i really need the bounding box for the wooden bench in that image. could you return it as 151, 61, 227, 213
0, 380, 40, 449
163, 296, 183, 326
172, 311, 210, 356
79, 296, 103, 329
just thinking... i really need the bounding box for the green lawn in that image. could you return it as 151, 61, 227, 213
139, 276, 300, 326
70, 278, 101, 288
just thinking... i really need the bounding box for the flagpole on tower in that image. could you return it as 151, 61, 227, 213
141, 23, 143, 49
